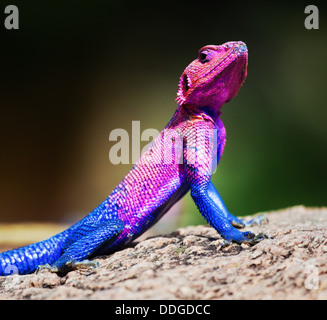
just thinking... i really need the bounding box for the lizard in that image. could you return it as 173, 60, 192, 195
0, 41, 268, 276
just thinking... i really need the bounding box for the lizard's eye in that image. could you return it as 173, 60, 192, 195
199, 50, 210, 63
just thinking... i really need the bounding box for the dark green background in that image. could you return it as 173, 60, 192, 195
0, 1, 326, 227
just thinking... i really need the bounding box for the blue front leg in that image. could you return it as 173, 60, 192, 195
207, 181, 267, 228
190, 182, 255, 243
183, 120, 266, 244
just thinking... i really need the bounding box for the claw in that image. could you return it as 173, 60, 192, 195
246, 232, 272, 245
36, 264, 59, 274
219, 232, 272, 250
220, 240, 232, 249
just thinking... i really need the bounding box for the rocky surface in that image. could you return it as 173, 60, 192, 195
0, 205, 326, 300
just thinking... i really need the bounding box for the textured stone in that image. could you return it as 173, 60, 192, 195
0, 205, 326, 300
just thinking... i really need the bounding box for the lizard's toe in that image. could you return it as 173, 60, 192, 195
220, 232, 272, 250
244, 232, 272, 245
36, 259, 99, 276
66, 259, 100, 271
232, 215, 268, 228
36, 263, 59, 274
244, 215, 269, 227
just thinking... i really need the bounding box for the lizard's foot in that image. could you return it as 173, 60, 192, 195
55, 259, 99, 275
231, 215, 268, 228
242, 231, 270, 245
220, 231, 271, 250
53, 218, 123, 275
36, 259, 99, 275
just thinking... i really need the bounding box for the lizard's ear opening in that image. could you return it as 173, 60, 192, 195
176, 73, 191, 105
182, 74, 190, 92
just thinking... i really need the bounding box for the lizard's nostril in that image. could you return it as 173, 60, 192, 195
238, 43, 247, 53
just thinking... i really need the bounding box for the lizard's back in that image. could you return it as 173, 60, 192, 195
103, 107, 193, 249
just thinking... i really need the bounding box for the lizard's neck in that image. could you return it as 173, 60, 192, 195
197, 106, 222, 123
177, 104, 222, 124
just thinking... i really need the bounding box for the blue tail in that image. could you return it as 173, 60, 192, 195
0, 198, 125, 276
0, 230, 69, 276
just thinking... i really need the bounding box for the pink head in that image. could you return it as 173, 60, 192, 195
176, 41, 248, 116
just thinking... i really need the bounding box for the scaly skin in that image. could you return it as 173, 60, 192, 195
0, 41, 268, 276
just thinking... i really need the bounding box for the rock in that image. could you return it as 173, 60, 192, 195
0, 205, 326, 300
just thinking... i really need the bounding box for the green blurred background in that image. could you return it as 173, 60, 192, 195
0, 1, 326, 229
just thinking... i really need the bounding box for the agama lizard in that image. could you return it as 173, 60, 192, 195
0, 41, 268, 276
